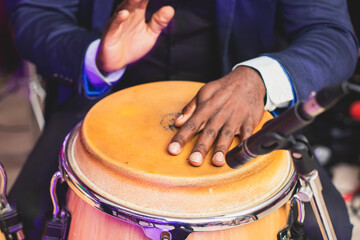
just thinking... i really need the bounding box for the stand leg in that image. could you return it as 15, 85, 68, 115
299, 170, 337, 240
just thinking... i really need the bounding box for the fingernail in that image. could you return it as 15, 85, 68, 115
189, 152, 203, 164
177, 114, 183, 120
168, 142, 181, 155
212, 152, 225, 165
175, 114, 184, 125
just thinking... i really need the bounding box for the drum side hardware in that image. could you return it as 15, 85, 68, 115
290, 195, 305, 224
143, 226, 195, 240
41, 171, 71, 240
160, 231, 171, 240
0, 163, 25, 240
143, 228, 174, 240
277, 193, 307, 240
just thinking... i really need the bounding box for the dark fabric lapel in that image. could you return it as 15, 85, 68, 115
215, 0, 236, 74
92, 0, 116, 31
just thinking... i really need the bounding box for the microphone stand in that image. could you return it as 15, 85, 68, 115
226, 77, 360, 240
278, 133, 336, 240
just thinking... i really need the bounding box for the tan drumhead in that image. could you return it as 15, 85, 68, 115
70, 81, 292, 218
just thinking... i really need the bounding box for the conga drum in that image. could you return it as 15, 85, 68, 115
55, 81, 298, 240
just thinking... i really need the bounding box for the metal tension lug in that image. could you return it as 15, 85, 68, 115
277, 226, 291, 240
42, 171, 71, 240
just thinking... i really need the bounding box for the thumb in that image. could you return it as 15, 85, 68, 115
174, 97, 196, 127
107, 10, 130, 35
148, 6, 174, 35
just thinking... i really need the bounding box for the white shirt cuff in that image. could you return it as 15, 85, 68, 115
233, 56, 294, 111
84, 39, 126, 88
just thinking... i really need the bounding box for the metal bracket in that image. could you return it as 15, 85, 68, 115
0, 163, 25, 240
42, 171, 71, 240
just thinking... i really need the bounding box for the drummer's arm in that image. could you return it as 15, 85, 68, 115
82, 0, 174, 98
265, 0, 358, 100
9, 0, 100, 93
82, 39, 126, 98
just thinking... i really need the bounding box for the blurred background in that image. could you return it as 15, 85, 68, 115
0, 0, 360, 239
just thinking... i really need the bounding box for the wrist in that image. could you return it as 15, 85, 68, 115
233, 66, 266, 105
85, 39, 126, 89
234, 56, 295, 111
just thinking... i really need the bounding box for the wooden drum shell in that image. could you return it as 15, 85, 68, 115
66, 188, 290, 240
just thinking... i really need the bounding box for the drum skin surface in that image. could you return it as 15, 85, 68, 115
66, 81, 293, 239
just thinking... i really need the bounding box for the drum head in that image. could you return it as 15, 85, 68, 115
69, 81, 292, 218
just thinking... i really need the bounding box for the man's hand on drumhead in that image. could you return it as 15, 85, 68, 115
168, 66, 266, 167
96, 0, 174, 73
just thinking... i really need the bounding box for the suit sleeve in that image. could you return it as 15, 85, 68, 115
267, 0, 358, 100
10, 0, 101, 93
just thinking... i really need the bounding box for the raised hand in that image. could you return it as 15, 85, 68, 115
168, 66, 266, 167
96, 0, 174, 73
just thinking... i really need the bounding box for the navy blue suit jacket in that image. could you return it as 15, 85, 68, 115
10, 0, 359, 110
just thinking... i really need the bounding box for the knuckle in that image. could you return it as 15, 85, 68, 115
204, 128, 217, 139
198, 85, 207, 95
172, 134, 186, 145
194, 143, 208, 154
215, 144, 228, 153
244, 126, 253, 135
241, 125, 253, 139
183, 120, 198, 132
221, 128, 235, 138
154, 15, 167, 28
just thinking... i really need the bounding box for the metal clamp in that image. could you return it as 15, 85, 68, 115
0, 163, 25, 240
143, 226, 194, 240
42, 171, 71, 240
291, 194, 305, 224
299, 170, 336, 240
277, 188, 308, 240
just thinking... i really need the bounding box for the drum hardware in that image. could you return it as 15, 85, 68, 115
290, 194, 305, 224
160, 231, 171, 240
41, 172, 71, 240
142, 226, 193, 240
0, 163, 25, 240
277, 188, 307, 240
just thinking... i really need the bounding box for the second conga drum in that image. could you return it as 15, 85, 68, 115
60, 81, 297, 240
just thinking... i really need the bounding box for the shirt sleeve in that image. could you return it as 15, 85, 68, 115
233, 56, 295, 112
83, 39, 126, 96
